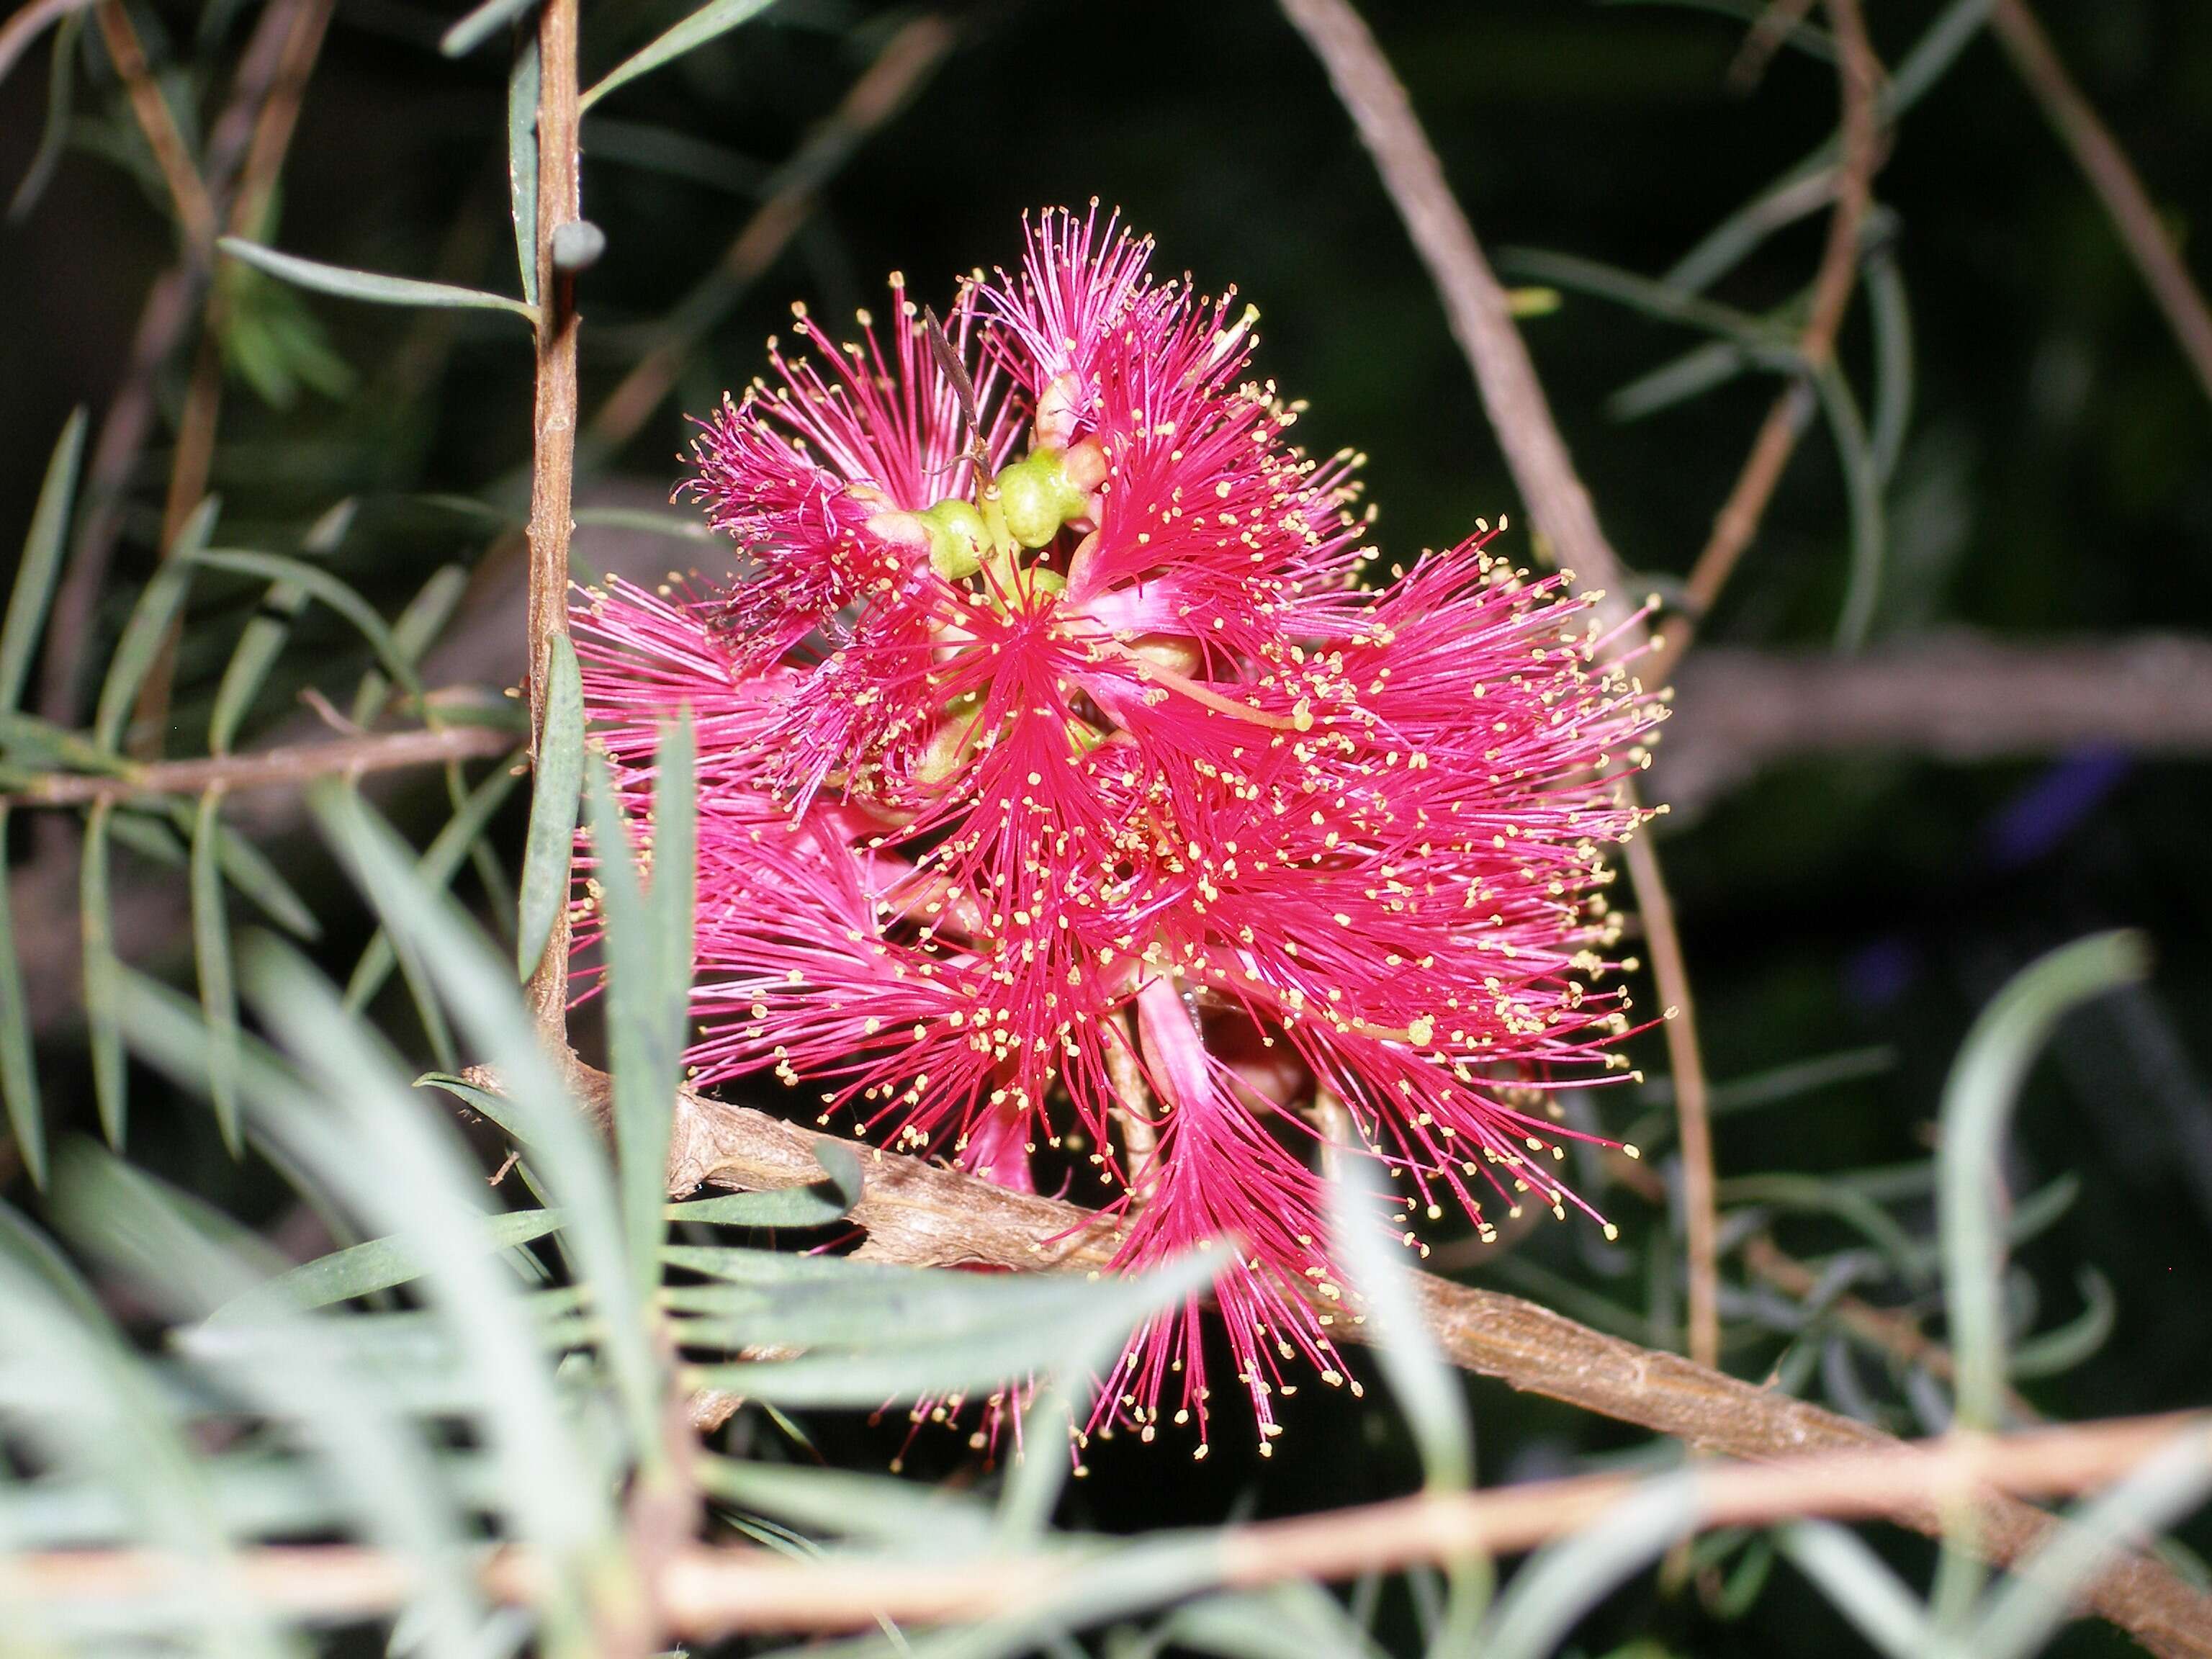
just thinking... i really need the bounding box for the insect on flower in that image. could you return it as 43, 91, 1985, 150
575, 204, 1665, 1458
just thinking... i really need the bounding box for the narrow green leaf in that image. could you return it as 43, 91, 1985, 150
578, 0, 781, 112
174, 801, 320, 940
516, 635, 583, 979
441, 0, 538, 57
1156, 1585, 1394, 1659
6, 9, 82, 220
665, 1150, 861, 1229
2008, 1267, 2118, 1379
80, 799, 125, 1148
0, 408, 86, 714
207, 580, 305, 754
1607, 338, 1750, 423
1664, 0, 1997, 295
1865, 240, 1915, 485
1478, 1475, 1699, 1659
311, 788, 660, 1470
683, 1253, 1218, 1406
1971, 1423, 2212, 1659
0, 806, 45, 1187
509, 30, 540, 311
219, 237, 536, 323
1812, 364, 1887, 651
347, 757, 526, 1012
210, 1208, 567, 1323
1940, 931, 2147, 1434
582, 724, 693, 1308
186, 546, 427, 709
91, 499, 215, 752
570, 505, 718, 543
1331, 1155, 1471, 1491
691, 1452, 994, 1547
354, 567, 465, 731
0, 1246, 289, 1657
190, 788, 242, 1156
1776, 1521, 1933, 1659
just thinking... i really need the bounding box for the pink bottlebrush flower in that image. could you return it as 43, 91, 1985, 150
575, 205, 1665, 1458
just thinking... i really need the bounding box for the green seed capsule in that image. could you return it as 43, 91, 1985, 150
921, 499, 989, 578
996, 456, 1064, 549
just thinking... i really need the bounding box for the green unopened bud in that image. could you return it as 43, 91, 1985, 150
996, 451, 1089, 550
920, 500, 989, 579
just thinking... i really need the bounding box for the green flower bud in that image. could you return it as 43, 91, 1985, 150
996, 452, 1090, 550
921, 499, 989, 579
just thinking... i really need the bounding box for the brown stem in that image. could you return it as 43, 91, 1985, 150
522, 0, 583, 1043
583, 14, 956, 460
1622, 828, 1719, 1369
1654, 0, 1881, 682
1275, 0, 1635, 634
1, 724, 516, 807
9, 1416, 2208, 1649
1274, 0, 1717, 1379
1990, 0, 2212, 410
92, 1, 216, 251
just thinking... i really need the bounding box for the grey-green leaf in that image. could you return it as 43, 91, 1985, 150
220, 237, 536, 323
0, 805, 44, 1187
509, 30, 541, 310
516, 635, 583, 980
0, 408, 86, 714
91, 499, 214, 752
190, 788, 243, 1156
578, 0, 782, 112
80, 799, 125, 1148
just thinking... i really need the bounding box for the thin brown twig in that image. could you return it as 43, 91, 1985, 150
0, 724, 516, 808
1990, 0, 2212, 410
1621, 826, 1721, 1368
1727, 0, 1820, 94
521, 0, 584, 1044
1274, 0, 1721, 1371
583, 14, 956, 461
1654, 0, 1881, 683
91, 1, 216, 251
9, 1416, 2208, 1647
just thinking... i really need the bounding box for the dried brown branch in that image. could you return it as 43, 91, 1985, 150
583, 14, 957, 459
1656, 0, 1882, 680
11, 1415, 2208, 1647
1274, 0, 1721, 1374
521, 0, 584, 1045
92, 1, 217, 250
1657, 631, 2212, 810
1991, 0, 2212, 409
0, 724, 516, 808
1274, 0, 1633, 630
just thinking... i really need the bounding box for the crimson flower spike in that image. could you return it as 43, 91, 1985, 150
572, 204, 1667, 1460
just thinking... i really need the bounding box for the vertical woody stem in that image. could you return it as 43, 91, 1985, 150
524, 0, 582, 1045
